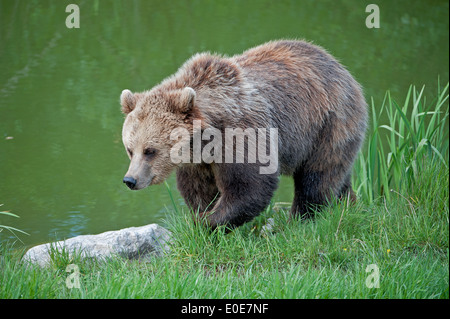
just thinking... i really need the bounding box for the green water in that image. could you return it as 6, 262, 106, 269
0, 0, 448, 247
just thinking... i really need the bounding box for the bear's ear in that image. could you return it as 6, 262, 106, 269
120, 89, 136, 114
177, 87, 196, 113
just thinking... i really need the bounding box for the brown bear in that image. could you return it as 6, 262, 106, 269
120, 40, 367, 229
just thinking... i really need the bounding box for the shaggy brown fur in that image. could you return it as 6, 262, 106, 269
120, 40, 367, 228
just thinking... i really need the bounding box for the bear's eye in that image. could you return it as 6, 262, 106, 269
144, 148, 157, 157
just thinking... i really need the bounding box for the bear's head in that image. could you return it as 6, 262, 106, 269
120, 87, 196, 190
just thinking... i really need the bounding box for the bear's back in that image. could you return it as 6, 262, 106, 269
232, 40, 367, 174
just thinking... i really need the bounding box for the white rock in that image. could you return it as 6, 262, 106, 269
261, 218, 275, 236
22, 224, 172, 267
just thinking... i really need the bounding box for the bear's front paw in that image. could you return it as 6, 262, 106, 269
192, 210, 210, 225
192, 210, 219, 229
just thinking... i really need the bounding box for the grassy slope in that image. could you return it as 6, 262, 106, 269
1, 161, 448, 299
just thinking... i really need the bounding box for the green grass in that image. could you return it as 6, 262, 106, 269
1, 160, 448, 299
0, 83, 448, 299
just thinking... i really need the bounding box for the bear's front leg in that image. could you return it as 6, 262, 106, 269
176, 164, 219, 213
204, 163, 279, 229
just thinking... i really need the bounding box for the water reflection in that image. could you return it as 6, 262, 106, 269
48, 209, 89, 239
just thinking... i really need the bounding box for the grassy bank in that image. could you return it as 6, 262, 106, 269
0, 84, 448, 299
1, 161, 448, 298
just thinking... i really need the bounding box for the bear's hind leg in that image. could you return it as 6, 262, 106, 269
290, 164, 352, 220
290, 167, 327, 220
290, 113, 361, 219
339, 172, 356, 203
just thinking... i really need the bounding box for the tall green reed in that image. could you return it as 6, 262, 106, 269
354, 81, 449, 203
0, 208, 29, 244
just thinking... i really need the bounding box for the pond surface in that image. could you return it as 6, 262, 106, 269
0, 0, 448, 247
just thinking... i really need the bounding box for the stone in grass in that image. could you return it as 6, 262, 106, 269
261, 218, 275, 237
22, 224, 172, 267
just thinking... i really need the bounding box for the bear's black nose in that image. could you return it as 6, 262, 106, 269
123, 176, 137, 190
